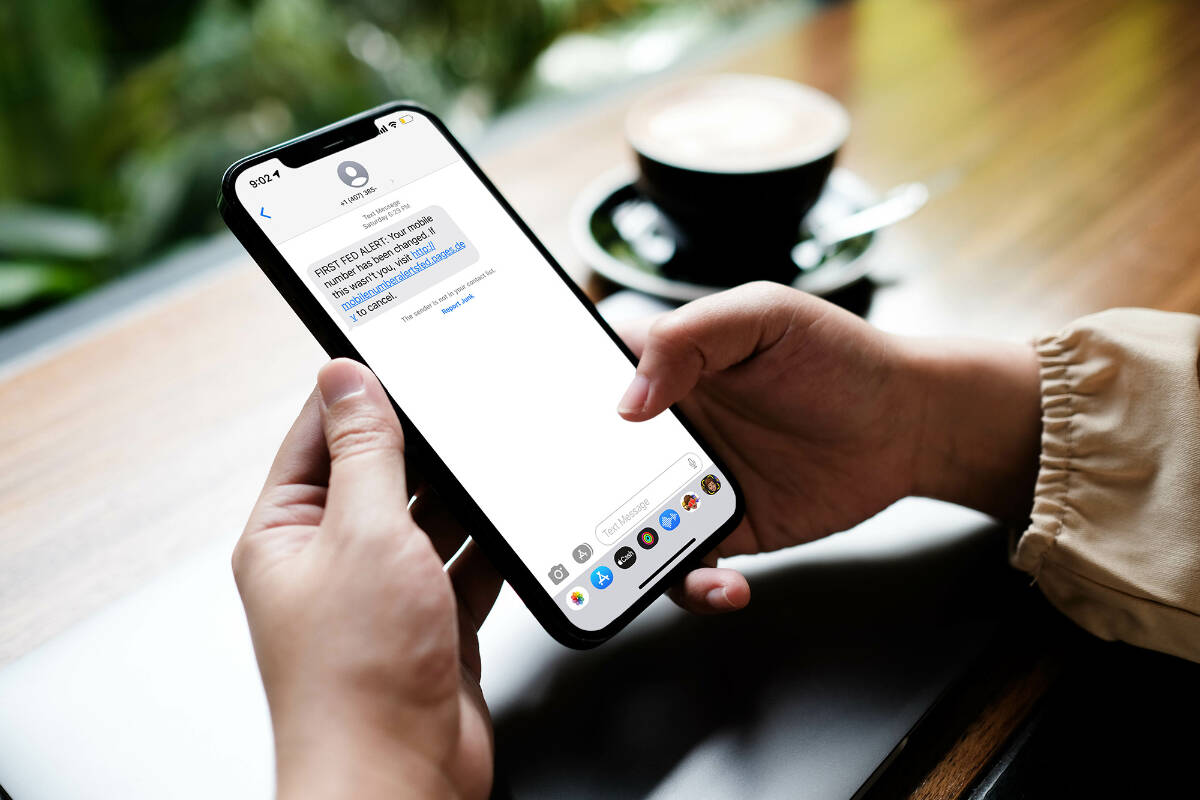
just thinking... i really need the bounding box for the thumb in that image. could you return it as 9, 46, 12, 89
667, 566, 751, 616
317, 358, 411, 532
616, 282, 802, 421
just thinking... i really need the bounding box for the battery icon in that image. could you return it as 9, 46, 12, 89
399, 114, 414, 125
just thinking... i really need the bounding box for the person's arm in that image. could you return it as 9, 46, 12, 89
903, 337, 1042, 523
618, 284, 1200, 663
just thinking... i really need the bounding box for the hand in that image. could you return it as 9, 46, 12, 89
616, 282, 1042, 615
233, 359, 501, 800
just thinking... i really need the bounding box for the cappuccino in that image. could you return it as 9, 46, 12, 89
626, 74, 849, 174
624, 74, 850, 286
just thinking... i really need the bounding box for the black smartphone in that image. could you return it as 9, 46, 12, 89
218, 102, 743, 648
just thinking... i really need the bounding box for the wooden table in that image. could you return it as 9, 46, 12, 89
3, 0, 1199, 796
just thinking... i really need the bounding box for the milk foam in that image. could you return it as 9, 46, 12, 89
626, 74, 849, 174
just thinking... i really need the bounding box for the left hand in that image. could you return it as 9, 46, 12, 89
614, 283, 1040, 618
233, 359, 501, 800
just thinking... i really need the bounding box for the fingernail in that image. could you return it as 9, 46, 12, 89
617, 373, 650, 415
318, 361, 365, 406
705, 587, 732, 609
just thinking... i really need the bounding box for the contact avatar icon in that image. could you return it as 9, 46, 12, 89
701, 474, 721, 495
336, 160, 369, 188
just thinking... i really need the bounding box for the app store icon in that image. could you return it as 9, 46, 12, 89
591, 565, 614, 590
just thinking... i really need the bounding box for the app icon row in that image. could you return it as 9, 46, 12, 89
557, 473, 722, 608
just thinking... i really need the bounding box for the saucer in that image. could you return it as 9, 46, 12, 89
570, 166, 880, 302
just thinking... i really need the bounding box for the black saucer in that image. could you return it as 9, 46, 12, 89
570, 167, 880, 302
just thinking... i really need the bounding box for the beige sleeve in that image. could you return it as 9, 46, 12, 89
1011, 308, 1200, 662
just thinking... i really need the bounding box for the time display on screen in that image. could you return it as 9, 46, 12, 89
249, 170, 281, 188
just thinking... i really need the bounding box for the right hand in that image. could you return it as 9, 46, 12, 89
615, 282, 1041, 614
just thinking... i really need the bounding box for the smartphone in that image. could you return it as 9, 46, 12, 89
218, 102, 743, 648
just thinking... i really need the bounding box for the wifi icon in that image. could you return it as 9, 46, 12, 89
389, 120, 398, 129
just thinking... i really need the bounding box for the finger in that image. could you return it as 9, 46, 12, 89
448, 541, 504, 632
402, 449, 428, 502
261, 387, 329, 491
316, 359, 411, 531
409, 483, 469, 562
612, 314, 659, 359
667, 566, 751, 615
241, 388, 329, 542
457, 604, 485, 685
616, 281, 804, 421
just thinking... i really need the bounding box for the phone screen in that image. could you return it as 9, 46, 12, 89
232, 108, 737, 633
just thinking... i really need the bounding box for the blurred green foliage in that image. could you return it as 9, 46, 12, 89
0, 0, 720, 327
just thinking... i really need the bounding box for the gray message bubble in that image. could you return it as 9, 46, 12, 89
308, 205, 480, 327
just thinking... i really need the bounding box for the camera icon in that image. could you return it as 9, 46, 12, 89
548, 564, 569, 585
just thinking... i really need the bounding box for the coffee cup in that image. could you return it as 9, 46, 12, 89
624, 73, 850, 285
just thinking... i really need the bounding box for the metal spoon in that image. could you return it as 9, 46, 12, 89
792, 181, 929, 271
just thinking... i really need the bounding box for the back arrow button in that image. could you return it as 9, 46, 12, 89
259, 207, 271, 219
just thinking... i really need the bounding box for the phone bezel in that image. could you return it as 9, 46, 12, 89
218, 101, 745, 648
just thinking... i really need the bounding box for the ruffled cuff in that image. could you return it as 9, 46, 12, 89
1010, 308, 1200, 662
1009, 329, 1080, 579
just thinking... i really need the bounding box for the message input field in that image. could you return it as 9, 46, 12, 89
595, 453, 703, 545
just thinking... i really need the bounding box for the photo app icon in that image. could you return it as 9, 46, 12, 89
566, 587, 589, 611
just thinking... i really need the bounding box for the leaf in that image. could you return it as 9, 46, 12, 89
0, 261, 95, 309
0, 205, 113, 260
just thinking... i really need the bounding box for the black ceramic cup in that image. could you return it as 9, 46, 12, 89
625, 74, 850, 285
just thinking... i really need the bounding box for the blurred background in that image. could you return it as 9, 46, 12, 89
0, 0, 793, 329
6, 2, 1200, 796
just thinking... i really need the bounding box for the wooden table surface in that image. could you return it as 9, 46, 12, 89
3, 0, 1199, 796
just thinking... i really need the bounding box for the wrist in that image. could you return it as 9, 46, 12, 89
273, 712, 459, 800
900, 336, 1042, 524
